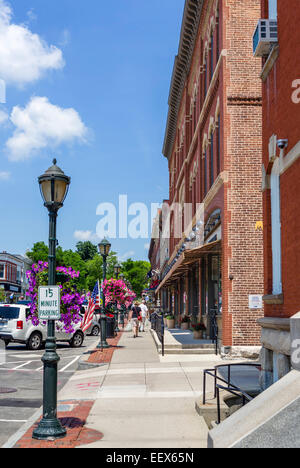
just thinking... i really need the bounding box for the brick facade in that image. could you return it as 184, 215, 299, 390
153, 0, 265, 350
261, 0, 300, 319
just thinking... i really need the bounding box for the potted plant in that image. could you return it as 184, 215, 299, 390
180, 315, 190, 330
192, 322, 207, 340
166, 314, 175, 329
162, 311, 167, 326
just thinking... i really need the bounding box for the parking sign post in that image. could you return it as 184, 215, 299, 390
33, 160, 70, 441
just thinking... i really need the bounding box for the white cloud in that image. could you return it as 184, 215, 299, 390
0, 0, 64, 87
74, 231, 100, 243
0, 170, 10, 180
0, 108, 8, 124
6, 96, 88, 161
119, 251, 135, 261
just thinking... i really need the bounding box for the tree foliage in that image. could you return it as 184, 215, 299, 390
121, 258, 151, 297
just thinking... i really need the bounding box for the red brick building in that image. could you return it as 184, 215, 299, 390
257, 0, 300, 387
155, 0, 264, 354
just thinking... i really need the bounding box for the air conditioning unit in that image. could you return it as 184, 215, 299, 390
253, 19, 278, 57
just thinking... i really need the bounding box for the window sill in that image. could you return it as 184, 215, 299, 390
260, 45, 279, 82
263, 293, 284, 305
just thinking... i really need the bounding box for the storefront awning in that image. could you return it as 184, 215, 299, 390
156, 240, 221, 293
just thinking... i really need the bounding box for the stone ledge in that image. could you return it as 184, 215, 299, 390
258, 317, 290, 332
263, 294, 284, 305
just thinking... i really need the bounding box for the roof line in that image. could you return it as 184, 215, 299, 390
162, 0, 204, 160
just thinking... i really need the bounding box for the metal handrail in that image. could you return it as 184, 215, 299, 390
151, 311, 165, 357
203, 362, 262, 424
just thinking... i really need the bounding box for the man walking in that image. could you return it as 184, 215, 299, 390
139, 300, 149, 332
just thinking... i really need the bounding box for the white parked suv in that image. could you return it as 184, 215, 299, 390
0, 303, 86, 350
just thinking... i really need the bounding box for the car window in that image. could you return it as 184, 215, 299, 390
0, 307, 20, 320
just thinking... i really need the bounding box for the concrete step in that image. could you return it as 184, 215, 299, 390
161, 347, 216, 355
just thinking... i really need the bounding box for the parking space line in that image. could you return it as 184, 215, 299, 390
12, 361, 32, 370
60, 356, 80, 373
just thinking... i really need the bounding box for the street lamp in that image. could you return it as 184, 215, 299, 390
33, 159, 70, 441
97, 238, 111, 349
114, 264, 121, 279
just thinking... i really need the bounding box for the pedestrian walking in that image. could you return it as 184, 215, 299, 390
128, 301, 142, 338
139, 300, 149, 332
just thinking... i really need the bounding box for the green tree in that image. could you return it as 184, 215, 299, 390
76, 241, 98, 262
85, 251, 118, 291
27, 242, 49, 263
0, 289, 5, 303
121, 259, 151, 297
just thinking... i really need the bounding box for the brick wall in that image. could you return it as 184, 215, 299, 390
222, 0, 264, 346
262, 0, 300, 319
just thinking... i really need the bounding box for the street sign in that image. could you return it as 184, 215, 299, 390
249, 294, 263, 310
38, 286, 61, 320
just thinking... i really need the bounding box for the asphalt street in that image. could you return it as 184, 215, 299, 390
0, 335, 99, 447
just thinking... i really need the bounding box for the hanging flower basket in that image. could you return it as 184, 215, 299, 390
102, 278, 136, 308
26, 262, 85, 334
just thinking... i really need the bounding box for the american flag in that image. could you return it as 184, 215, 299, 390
81, 281, 100, 333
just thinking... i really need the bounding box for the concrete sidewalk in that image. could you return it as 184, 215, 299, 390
59, 328, 224, 448
8, 327, 226, 448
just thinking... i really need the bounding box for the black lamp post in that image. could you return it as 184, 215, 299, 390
97, 238, 111, 349
114, 264, 121, 279
113, 264, 121, 333
33, 159, 70, 441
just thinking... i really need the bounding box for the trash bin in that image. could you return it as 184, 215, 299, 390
106, 316, 115, 338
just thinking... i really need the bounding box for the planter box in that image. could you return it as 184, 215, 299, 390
167, 319, 175, 329
181, 323, 189, 330
193, 330, 204, 340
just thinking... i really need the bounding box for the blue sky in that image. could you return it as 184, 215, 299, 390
0, 0, 184, 262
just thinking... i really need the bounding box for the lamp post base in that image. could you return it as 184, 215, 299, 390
32, 418, 66, 441
97, 341, 110, 349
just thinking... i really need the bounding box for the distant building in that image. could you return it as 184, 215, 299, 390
258, 0, 300, 388
154, 0, 264, 355
0, 252, 32, 301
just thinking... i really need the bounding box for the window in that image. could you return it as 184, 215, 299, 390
204, 60, 208, 97
216, 8, 220, 59
210, 134, 214, 187
270, 158, 282, 295
268, 0, 277, 19
210, 33, 214, 80
0, 264, 4, 279
204, 149, 208, 195
217, 114, 221, 175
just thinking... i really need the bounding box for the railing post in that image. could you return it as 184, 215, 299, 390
203, 371, 207, 405
216, 387, 221, 425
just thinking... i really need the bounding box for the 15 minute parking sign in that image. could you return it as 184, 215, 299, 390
38, 286, 61, 320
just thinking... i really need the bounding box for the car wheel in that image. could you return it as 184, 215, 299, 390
70, 331, 84, 348
27, 332, 42, 351
91, 325, 100, 337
